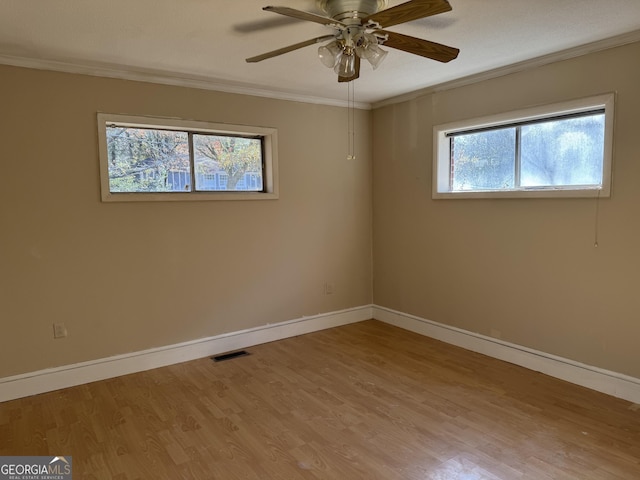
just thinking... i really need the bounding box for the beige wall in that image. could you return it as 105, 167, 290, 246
373, 41, 640, 379
3, 41, 640, 383
0, 65, 372, 378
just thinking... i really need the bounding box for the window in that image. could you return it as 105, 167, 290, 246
97, 114, 278, 201
433, 94, 614, 198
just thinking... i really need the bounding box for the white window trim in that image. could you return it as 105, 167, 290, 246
97, 113, 279, 202
432, 93, 615, 199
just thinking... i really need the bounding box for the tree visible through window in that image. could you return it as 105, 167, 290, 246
450, 113, 605, 191
451, 128, 515, 191
433, 94, 614, 199
194, 135, 262, 191
107, 127, 189, 192
97, 114, 278, 202
520, 115, 604, 188
105, 126, 264, 193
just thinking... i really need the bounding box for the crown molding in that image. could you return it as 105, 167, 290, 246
0, 54, 372, 110
372, 29, 640, 109
2, 29, 639, 112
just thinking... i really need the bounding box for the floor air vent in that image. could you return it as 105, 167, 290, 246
212, 350, 250, 362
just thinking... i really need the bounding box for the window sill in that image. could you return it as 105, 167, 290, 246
432, 187, 608, 200
102, 191, 279, 202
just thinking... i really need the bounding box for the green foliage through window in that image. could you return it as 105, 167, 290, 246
105, 126, 264, 193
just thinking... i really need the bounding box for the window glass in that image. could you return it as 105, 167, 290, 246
193, 134, 263, 192
97, 113, 278, 202
520, 114, 604, 187
106, 127, 189, 193
433, 94, 613, 199
451, 128, 516, 191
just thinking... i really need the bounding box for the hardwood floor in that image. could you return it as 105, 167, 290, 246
1, 320, 639, 479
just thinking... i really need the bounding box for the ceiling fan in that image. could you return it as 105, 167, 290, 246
246, 0, 459, 82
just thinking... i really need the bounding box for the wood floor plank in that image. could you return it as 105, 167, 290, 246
1, 320, 639, 479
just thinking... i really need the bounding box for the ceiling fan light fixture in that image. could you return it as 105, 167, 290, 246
353, 31, 387, 69
354, 32, 378, 59
318, 40, 344, 68
334, 46, 356, 77
365, 43, 388, 69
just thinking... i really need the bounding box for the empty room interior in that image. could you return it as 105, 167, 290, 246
1, 1, 640, 478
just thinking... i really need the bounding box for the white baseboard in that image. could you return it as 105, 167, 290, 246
0, 306, 373, 403
373, 305, 640, 404
5, 304, 639, 405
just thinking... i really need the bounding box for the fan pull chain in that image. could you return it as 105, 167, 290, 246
347, 81, 356, 160
594, 190, 601, 248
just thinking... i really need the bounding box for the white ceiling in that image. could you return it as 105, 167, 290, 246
1, 0, 640, 106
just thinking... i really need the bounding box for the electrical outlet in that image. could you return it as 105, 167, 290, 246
324, 282, 334, 295
53, 323, 68, 339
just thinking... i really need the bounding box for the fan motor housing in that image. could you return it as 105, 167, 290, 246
318, 0, 388, 22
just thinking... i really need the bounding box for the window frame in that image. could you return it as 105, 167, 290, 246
432, 93, 615, 199
97, 113, 279, 202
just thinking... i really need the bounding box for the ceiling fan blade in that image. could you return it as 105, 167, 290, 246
377, 30, 459, 62
338, 55, 360, 83
365, 0, 452, 28
263, 6, 346, 28
246, 35, 336, 63
234, 16, 302, 34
